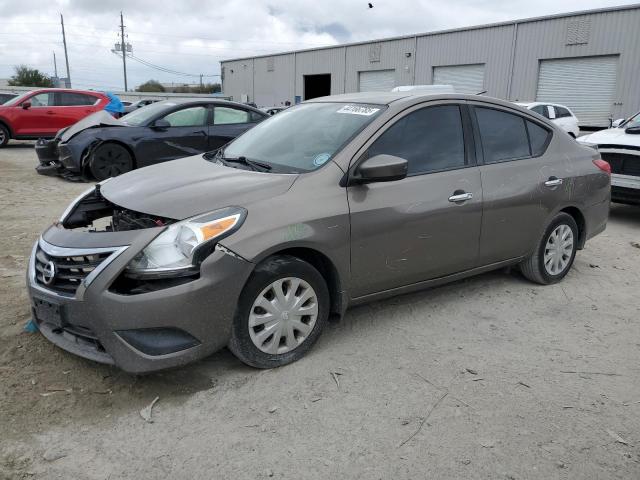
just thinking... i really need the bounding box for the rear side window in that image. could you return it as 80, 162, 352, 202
249, 111, 265, 122
475, 107, 530, 163
57, 92, 97, 106
531, 105, 549, 119
214, 107, 249, 125
555, 106, 572, 118
526, 121, 551, 156
368, 105, 466, 175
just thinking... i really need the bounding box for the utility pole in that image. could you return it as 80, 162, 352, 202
60, 14, 71, 87
120, 11, 128, 91
199, 74, 203, 92
53, 51, 58, 77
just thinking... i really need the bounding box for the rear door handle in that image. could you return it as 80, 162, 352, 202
544, 177, 563, 187
448, 192, 473, 203
46, 111, 55, 115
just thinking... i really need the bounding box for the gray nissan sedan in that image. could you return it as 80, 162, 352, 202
27, 92, 611, 373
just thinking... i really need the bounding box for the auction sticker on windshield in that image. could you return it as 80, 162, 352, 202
337, 105, 380, 116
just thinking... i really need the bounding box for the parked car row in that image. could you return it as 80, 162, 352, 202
26, 92, 611, 373
35, 99, 268, 180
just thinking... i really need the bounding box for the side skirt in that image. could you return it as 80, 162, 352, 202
349, 257, 524, 307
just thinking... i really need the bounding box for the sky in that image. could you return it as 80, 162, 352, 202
0, 0, 633, 91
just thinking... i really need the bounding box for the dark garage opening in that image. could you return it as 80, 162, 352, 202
303, 74, 331, 100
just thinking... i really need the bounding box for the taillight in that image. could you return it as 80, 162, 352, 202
593, 159, 611, 175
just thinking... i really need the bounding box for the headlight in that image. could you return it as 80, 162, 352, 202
126, 207, 246, 277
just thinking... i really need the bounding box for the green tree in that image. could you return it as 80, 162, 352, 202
136, 80, 165, 92
7, 65, 53, 87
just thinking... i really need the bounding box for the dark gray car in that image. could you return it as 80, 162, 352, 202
27, 92, 610, 373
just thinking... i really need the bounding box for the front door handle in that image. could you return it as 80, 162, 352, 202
448, 191, 473, 203
544, 177, 563, 187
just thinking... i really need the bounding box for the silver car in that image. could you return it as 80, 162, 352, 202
27, 93, 611, 373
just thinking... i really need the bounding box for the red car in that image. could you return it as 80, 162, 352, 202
0, 89, 109, 147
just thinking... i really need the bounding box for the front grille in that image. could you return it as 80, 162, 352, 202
34, 246, 112, 296
600, 152, 640, 177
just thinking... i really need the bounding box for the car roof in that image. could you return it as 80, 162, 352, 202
516, 101, 571, 109
309, 92, 527, 110
152, 98, 267, 113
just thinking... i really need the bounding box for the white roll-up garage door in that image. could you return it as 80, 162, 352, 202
433, 64, 485, 94
358, 69, 396, 92
536, 56, 618, 127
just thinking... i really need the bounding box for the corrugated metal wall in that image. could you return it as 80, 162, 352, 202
415, 24, 514, 98
221, 6, 640, 125
510, 8, 640, 120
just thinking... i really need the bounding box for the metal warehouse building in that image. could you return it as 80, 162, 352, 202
220, 4, 640, 127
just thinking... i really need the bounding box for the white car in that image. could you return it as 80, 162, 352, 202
516, 102, 580, 138
578, 111, 640, 205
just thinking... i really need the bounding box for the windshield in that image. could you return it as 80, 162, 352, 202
2, 91, 32, 106
621, 111, 640, 129
121, 101, 176, 126
222, 102, 385, 173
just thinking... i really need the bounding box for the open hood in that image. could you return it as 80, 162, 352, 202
100, 155, 297, 220
58, 110, 125, 143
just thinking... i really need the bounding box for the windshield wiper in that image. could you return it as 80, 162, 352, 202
203, 148, 272, 171
223, 156, 272, 172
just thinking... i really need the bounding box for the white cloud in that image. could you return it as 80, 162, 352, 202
0, 0, 630, 90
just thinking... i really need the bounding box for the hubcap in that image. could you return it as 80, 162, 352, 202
248, 277, 318, 355
543, 224, 574, 276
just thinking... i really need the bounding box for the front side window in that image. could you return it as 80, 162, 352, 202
28, 93, 53, 107
161, 106, 208, 127
475, 107, 530, 163
368, 105, 466, 175
214, 107, 249, 125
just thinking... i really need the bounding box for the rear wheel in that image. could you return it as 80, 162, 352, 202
0, 124, 9, 147
89, 143, 133, 181
520, 212, 578, 285
228, 255, 329, 368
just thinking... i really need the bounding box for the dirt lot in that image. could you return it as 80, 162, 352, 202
1, 142, 639, 479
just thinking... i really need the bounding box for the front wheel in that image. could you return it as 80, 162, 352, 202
228, 255, 329, 368
520, 212, 578, 285
89, 143, 133, 181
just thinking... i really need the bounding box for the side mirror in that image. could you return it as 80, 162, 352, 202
151, 119, 171, 129
21, 101, 31, 110
611, 118, 625, 128
352, 154, 408, 184
625, 126, 640, 135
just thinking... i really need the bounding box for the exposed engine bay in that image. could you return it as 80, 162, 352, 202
62, 184, 176, 232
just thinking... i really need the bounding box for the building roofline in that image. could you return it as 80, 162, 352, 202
221, 3, 640, 63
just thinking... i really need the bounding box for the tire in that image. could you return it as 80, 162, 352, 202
89, 143, 133, 181
228, 255, 330, 368
520, 212, 578, 285
0, 124, 9, 147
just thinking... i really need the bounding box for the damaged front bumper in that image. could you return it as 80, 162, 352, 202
27, 223, 254, 374
35, 138, 89, 181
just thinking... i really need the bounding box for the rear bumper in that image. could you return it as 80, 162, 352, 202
27, 229, 254, 374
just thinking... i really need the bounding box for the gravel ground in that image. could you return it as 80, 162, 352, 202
1, 142, 639, 479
